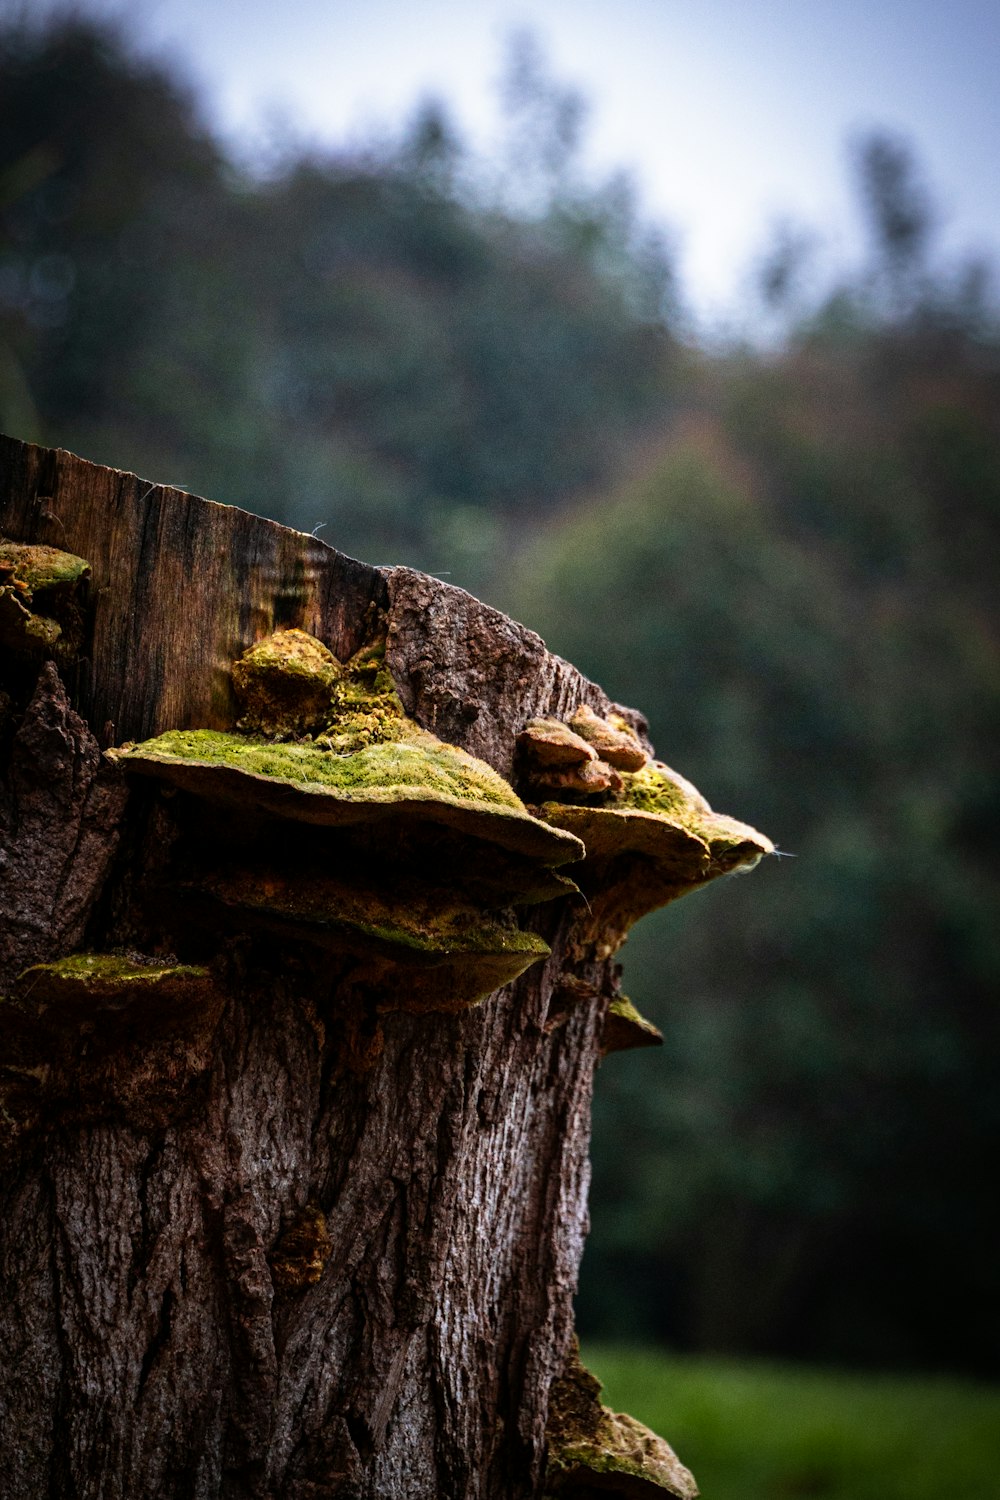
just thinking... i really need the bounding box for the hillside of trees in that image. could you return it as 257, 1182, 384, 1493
2, 12, 997, 1375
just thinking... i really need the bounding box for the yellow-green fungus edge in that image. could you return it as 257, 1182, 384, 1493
601, 995, 664, 1055
545, 1345, 698, 1499
13, 953, 213, 1011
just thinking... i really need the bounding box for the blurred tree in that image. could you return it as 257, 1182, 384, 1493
511, 325, 1000, 1373
0, 11, 678, 592
0, 11, 226, 452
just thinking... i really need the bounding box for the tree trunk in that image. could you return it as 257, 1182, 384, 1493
0, 435, 769, 1499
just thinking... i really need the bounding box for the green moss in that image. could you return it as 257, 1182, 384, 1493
124, 727, 525, 808
29, 953, 208, 986
614, 762, 706, 821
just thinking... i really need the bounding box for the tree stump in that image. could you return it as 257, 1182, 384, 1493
0, 435, 771, 1499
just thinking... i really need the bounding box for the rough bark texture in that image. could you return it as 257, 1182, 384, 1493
0, 436, 712, 1500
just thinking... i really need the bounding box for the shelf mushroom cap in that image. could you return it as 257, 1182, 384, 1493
540, 758, 773, 881
601, 995, 664, 1056
536, 759, 773, 956
177, 863, 551, 1010
112, 727, 585, 867
13, 953, 214, 1022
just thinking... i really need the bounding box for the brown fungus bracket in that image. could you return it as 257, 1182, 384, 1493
521, 707, 772, 962
0, 537, 91, 660
110, 629, 584, 1016
544, 1344, 698, 1500
0, 953, 223, 1144
600, 995, 664, 1057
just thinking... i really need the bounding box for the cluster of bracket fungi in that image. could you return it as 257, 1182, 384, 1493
1, 545, 771, 1143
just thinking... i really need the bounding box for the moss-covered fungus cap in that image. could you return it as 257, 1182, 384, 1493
11, 960, 217, 1044
540, 757, 773, 883
113, 728, 585, 867
13, 954, 214, 1028
0, 540, 90, 595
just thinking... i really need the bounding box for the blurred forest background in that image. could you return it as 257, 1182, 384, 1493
2, 12, 997, 1381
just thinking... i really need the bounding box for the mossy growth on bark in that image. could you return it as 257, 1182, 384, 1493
545, 1343, 698, 1499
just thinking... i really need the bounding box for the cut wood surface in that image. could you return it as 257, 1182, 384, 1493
0, 436, 767, 1499
0, 434, 639, 757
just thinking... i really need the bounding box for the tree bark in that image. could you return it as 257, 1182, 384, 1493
0, 436, 768, 1498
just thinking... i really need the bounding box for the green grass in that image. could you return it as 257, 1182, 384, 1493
583, 1344, 1000, 1500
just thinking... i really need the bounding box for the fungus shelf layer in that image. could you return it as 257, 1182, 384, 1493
114, 728, 585, 865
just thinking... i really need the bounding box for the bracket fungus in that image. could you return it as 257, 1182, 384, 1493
0, 537, 90, 660
545, 1344, 698, 1499
601, 994, 664, 1057
174, 860, 551, 1012
0, 954, 222, 1142
110, 630, 584, 1015
520, 705, 772, 960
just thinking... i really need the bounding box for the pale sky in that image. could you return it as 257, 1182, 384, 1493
35, 0, 1000, 324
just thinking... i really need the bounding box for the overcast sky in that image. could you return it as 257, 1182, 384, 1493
39, 0, 1000, 324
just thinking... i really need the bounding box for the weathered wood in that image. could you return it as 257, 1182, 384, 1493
0, 434, 636, 759
0, 437, 765, 1499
